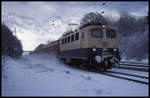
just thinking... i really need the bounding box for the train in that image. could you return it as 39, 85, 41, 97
31, 23, 121, 71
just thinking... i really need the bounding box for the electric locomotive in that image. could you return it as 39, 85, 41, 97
59, 23, 121, 70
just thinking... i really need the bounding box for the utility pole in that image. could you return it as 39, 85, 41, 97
14, 27, 17, 37
41, 32, 44, 42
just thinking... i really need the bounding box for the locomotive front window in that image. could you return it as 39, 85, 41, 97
106, 29, 116, 38
91, 28, 103, 38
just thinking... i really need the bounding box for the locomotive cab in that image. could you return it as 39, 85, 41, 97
80, 25, 121, 69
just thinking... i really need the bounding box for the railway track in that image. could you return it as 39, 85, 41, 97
112, 61, 149, 72
100, 71, 149, 85
120, 63, 149, 68
113, 66, 149, 72
120, 61, 148, 66
101, 62, 149, 85
70, 62, 149, 85
106, 70, 148, 79
45, 59, 149, 85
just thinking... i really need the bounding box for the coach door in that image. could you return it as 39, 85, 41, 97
80, 31, 85, 56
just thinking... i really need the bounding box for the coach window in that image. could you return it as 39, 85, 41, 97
65, 37, 67, 44
71, 34, 74, 42
62, 39, 64, 44
81, 32, 84, 38
52, 46, 54, 51
53, 46, 56, 51
68, 36, 70, 43
50, 47, 52, 51
75, 33, 79, 40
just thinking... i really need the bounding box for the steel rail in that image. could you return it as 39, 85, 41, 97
100, 72, 149, 85
120, 61, 148, 65
106, 71, 149, 79
113, 66, 149, 72
120, 63, 149, 67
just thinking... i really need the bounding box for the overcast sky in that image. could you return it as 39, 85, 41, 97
2, 1, 149, 51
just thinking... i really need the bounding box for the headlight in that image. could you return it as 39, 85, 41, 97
102, 25, 106, 29
113, 48, 117, 51
92, 48, 96, 52
95, 55, 102, 63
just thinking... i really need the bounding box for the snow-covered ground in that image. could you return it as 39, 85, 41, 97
2, 53, 149, 96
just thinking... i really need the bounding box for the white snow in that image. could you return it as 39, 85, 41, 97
2, 54, 149, 96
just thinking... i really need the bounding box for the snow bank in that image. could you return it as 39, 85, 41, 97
2, 54, 148, 96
